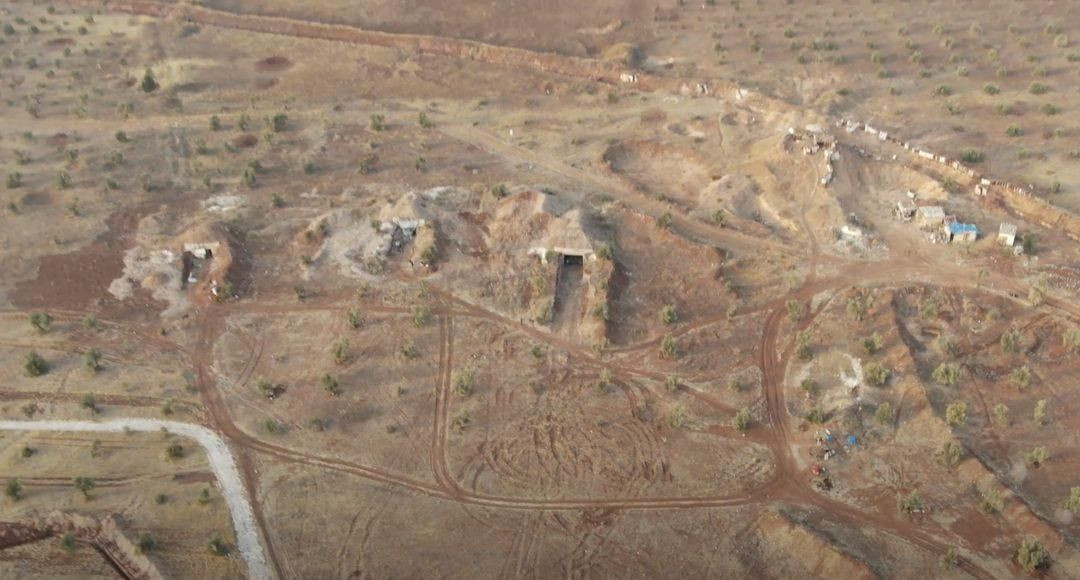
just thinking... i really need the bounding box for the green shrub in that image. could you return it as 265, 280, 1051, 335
1016, 537, 1049, 572
946, 401, 967, 427
24, 351, 48, 377
865, 362, 890, 386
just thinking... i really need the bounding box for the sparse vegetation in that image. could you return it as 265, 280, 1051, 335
321, 373, 340, 396
945, 401, 967, 427
412, 305, 432, 327
1027, 446, 1049, 467
4, 478, 22, 501
937, 439, 965, 468
208, 537, 229, 556
896, 490, 924, 515
136, 533, 158, 554
875, 402, 894, 426
84, 349, 103, 373
993, 404, 1010, 427
862, 332, 883, 355
940, 547, 960, 571
29, 311, 52, 333
660, 333, 678, 359
864, 362, 890, 387
660, 304, 679, 325
933, 363, 961, 386
981, 487, 1005, 514
1033, 399, 1049, 426
733, 408, 751, 432
453, 369, 475, 397
73, 476, 95, 499
1016, 536, 1049, 572
24, 351, 49, 377
785, 299, 804, 322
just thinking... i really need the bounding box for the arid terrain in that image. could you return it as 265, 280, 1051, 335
0, 0, 1077, 578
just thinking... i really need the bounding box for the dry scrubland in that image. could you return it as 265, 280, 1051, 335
0, 0, 1077, 578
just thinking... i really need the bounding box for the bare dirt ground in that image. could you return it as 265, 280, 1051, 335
0, 1, 1077, 578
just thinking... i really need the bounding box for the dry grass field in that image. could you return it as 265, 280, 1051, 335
0, 0, 1077, 578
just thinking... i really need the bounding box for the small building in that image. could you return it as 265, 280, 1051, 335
183, 242, 220, 260
997, 223, 1017, 246
945, 221, 978, 243
896, 199, 917, 221
916, 206, 946, 229
897, 199, 918, 220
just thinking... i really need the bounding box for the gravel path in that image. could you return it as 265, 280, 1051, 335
0, 419, 271, 580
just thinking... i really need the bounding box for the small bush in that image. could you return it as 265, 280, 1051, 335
993, 404, 1010, 427
805, 407, 827, 424
937, 439, 964, 468
660, 305, 679, 325
452, 369, 475, 397
321, 373, 340, 396
1033, 399, 1049, 426
733, 408, 751, 432
331, 339, 351, 365
933, 363, 961, 386
1016, 536, 1049, 572
655, 212, 672, 230
861, 333, 884, 355
896, 490, 923, 515
785, 299, 804, 322
960, 150, 985, 163
981, 487, 1005, 514
1005, 124, 1023, 137
875, 402, 894, 426
208, 537, 229, 556
29, 311, 52, 333
1028, 82, 1050, 95
140, 68, 158, 93
24, 351, 48, 377
864, 362, 890, 387
940, 547, 960, 571
84, 349, 102, 373
1065, 487, 1080, 513
660, 334, 678, 359
946, 401, 968, 427
412, 305, 432, 327
136, 533, 158, 554
166, 441, 184, 460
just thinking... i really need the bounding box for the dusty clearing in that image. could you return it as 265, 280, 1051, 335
0, 1, 1077, 578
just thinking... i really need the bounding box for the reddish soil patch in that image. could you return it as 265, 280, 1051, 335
46, 133, 69, 148
11, 209, 144, 311
45, 37, 76, 50
231, 133, 259, 148
254, 55, 292, 72
254, 77, 279, 90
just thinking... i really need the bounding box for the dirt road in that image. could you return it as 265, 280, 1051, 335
0, 419, 272, 580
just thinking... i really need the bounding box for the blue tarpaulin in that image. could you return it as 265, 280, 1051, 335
847, 435, 857, 446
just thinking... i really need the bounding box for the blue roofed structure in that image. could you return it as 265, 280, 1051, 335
945, 221, 978, 243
